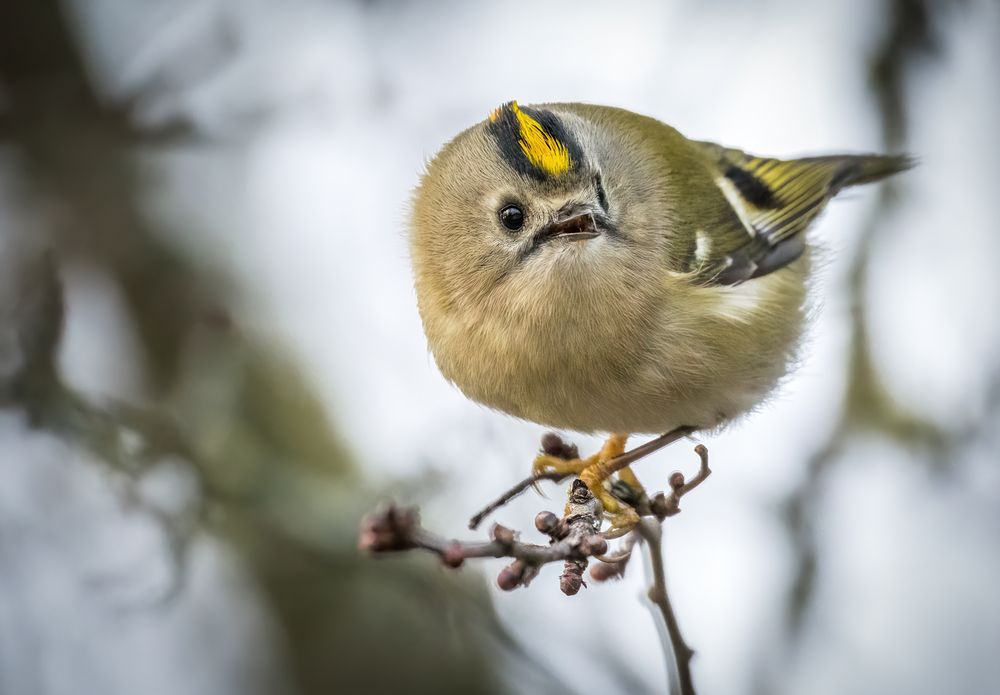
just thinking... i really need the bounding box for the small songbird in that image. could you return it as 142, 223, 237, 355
409, 101, 910, 532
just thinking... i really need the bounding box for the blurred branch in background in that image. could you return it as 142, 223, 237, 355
3, 1, 997, 694
772, 0, 999, 684
0, 2, 534, 694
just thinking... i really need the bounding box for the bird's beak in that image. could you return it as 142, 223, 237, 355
536, 209, 602, 244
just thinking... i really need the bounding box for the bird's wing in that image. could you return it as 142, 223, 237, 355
684, 141, 912, 285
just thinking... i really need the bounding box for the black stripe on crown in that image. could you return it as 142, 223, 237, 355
486, 103, 583, 180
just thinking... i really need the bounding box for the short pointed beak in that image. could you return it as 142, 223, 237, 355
537, 211, 601, 244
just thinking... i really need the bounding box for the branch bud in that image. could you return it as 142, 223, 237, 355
441, 543, 465, 568
579, 534, 608, 557
491, 523, 516, 547
669, 471, 685, 491
590, 562, 624, 582
540, 432, 579, 460
534, 511, 559, 535
497, 561, 524, 591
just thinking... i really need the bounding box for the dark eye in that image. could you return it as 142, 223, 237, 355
594, 173, 609, 211
499, 204, 525, 231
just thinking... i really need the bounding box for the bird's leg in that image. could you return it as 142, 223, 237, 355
616, 466, 645, 493
532, 432, 629, 478
603, 465, 649, 538
579, 434, 642, 536
533, 433, 641, 536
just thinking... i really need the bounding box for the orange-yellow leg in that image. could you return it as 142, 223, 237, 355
532, 433, 641, 536
617, 466, 644, 494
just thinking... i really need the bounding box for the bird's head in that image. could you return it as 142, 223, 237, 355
410, 101, 622, 312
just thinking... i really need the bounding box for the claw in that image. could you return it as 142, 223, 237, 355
531, 454, 590, 478
603, 507, 641, 539
532, 454, 587, 500
530, 433, 642, 536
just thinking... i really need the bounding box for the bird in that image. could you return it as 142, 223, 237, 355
409, 101, 911, 534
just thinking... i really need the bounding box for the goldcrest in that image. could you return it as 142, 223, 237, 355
409, 101, 910, 436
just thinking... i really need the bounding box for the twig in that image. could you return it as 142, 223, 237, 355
589, 530, 640, 581
596, 530, 640, 565
361, 480, 608, 595
468, 472, 567, 530
587, 444, 709, 693
599, 426, 697, 480
636, 518, 695, 695
650, 444, 712, 519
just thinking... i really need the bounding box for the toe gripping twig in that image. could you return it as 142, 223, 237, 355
467, 426, 697, 531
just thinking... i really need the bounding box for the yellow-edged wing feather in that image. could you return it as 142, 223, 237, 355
690, 141, 913, 284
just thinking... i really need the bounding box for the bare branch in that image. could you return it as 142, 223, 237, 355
636, 518, 696, 695
601, 426, 697, 477
362, 480, 608, 595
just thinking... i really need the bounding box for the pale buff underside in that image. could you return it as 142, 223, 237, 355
420, 244, 809, 435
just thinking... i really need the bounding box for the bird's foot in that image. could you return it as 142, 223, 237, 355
531, 452, 593, 478
533, 433, 642, 537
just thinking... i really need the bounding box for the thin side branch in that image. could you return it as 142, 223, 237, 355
468, 472, 567, 530
650, 443, 712, 519
636, 518, 696, 695
601, 426, 697, 478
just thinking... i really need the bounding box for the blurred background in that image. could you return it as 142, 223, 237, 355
1, 1, 998, 694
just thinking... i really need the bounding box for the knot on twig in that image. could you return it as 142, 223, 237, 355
565, 479, 603, 529
567, 478, 591, 504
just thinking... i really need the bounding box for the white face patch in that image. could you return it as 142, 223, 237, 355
694, 229, 712, 264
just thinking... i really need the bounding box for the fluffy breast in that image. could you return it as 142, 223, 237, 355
421, 253, 810, 435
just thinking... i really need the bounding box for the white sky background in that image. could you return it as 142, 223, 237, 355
3, 0, 999, 694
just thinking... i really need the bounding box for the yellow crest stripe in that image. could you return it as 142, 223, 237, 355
508, 102, 572, 177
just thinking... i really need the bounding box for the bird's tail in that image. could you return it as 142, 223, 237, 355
819, 153, 916, 191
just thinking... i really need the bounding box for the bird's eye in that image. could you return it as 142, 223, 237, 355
499, 204, 525, 232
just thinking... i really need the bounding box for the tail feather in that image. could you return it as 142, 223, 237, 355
822, 153, 916, 190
